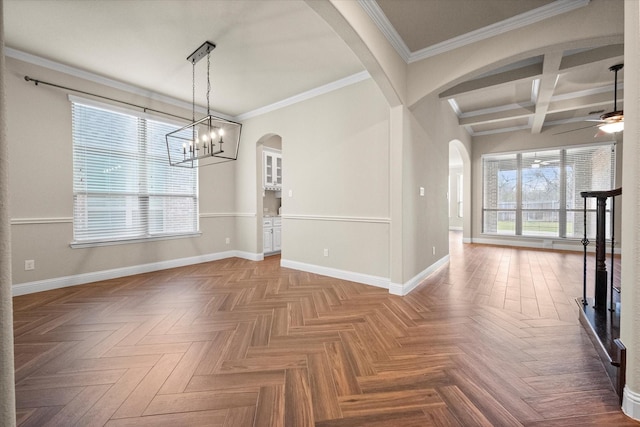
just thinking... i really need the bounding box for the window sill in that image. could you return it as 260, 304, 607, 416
70, 232, 202, 249
479, 233, 606, 243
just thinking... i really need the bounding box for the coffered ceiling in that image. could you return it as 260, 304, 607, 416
363, 0, 624, 137
441, 46, 624, 136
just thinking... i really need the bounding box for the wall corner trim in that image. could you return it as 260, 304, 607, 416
390, 255, 450, 296
236, 251, 264, 261
12, 250, 262, 296
623, 386, 640, 421
280, 258, 389, 290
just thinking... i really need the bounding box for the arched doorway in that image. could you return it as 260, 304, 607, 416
449, 139, 471, 242
256, 134, 283, 256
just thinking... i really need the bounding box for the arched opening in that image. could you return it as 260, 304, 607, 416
256, 134, 283, 256
449, 139, 471, 242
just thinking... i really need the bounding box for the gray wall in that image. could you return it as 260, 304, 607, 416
236, 79, 392, 279
7, 57, 237, 287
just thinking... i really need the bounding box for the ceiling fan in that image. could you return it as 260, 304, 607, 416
554, 63, 624, 135
593, 63, 624, 134
532, 159, 559, 168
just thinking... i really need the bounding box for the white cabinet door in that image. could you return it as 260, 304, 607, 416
263, 228, 273, 253
273, 227, 281, 251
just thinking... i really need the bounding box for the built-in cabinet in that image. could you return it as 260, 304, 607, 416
263, 217, 281, 253
263, 150, 282, 190
262, 147, 282, 254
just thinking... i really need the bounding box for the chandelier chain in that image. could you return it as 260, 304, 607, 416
192, 60, 196, 139
207, 52, 211, 116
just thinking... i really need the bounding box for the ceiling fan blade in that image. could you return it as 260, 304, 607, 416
552, 123, 598, 135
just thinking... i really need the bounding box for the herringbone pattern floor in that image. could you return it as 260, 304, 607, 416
13, 233, 638, 426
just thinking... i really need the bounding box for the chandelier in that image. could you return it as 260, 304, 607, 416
166, 41, 242, 167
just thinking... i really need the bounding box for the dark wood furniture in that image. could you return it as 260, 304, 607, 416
579, 188, 624, 403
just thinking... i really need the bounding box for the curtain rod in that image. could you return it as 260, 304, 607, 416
23, 76, 192, 122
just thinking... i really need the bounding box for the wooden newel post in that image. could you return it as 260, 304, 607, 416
594, 196, 608, 310
580, 188, 622, 312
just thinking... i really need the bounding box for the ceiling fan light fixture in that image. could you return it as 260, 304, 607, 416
596, 64, 625, 134
599, 119, 624, 134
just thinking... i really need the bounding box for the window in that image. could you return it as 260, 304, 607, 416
72, 98, 198, 245
482, 143, 615, 239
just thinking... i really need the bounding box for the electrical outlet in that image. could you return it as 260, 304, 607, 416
432, 246, 436, 255
24, 260, 35, 271
419, 187, 425, 196
225, 237, 230, 244
323, 248, 329, 257
288, 189, 293, 197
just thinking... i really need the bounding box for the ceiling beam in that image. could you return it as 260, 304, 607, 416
531, 51, 563, 134
459, 105, 534, 126
439, 63, 542, 99
560, 44, 624, 71
548, 90, 623, 115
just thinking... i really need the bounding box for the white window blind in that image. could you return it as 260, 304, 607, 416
72, 99, 198, 244
482, 143, 615, 238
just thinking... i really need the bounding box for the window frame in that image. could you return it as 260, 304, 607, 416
70, 96, 200, 248
481, 141, 616, 239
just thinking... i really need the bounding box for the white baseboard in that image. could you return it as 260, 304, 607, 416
462, 237, 472, 243
389, 255, 450, 296
280, 257, 451, 296
280, 259, 389, 290
235, 251, 264, 261
623, 386, 640, 420
12, 250, 261, 296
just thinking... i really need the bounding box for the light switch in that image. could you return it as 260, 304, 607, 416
288, 189, 293, 197
419, 187, 425, 196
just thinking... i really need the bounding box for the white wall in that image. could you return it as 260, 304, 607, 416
7, 57, 237, 289
236, 79, 391, 280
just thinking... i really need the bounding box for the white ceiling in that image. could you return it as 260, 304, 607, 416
4, 0, 624, 140
4, 0, 365, 117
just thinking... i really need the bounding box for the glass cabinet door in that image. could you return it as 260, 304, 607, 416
265, 154, 273, 185
276, 156, 282, 185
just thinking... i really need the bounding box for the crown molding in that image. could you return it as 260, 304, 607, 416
6, 47, 371, 123
447, 98, 462, 116
361, 0, 590, 64
5, 47, 234, 121
358, 0, 410, 63
236, 71, 371, 121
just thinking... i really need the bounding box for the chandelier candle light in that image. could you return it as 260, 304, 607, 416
165, 41, 242, 167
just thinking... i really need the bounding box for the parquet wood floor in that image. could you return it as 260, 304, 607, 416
13, 233, 638, 426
